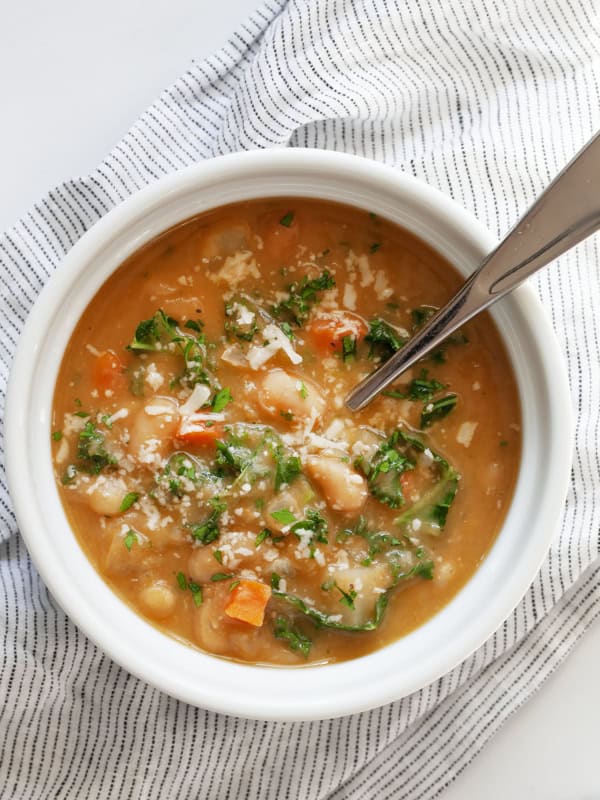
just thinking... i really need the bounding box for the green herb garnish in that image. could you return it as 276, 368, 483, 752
273, 269, 335, 325
77, 421, 116, 474
270, 509, 297, 526
119, 492, 139, 512
420, 394, 458, 428
212, 387, 232, 413
123, 530, 137, 551
279, 211, 295, 227
273, 616, 311, 657
52, 431, 63, 441
365, 318, 406, 360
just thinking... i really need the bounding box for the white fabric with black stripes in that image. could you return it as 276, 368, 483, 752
1, 1, 599, 797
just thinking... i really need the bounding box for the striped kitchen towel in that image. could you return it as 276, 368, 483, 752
1, 1, 600, 797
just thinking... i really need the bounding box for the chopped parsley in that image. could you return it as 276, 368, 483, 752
213, 549, 223, 564
279, 211, 295, 227
127, 309, 212, 388
119, 492, 139, 513
176, 572, 203, 606
176, 571, 188, 590
384, 369, 446, 402
290, 509, 329, 547
365, 318, 406, 360
420, 394, 458, 428
273, 616, 312, 657
274, 450, 302, 492
210, 572, 234, 582
191, 498, 226, 544
271, 572, 282, 590
335, 583, 357, 609
212, 387, 232, 413
123, 530, 137, 551
341, 335, 357, 362
52, 431, 63, 441
299, 382, 308, 399
77, 421, 116, 474
272, 269, 336, 325
270, 509, 296, 526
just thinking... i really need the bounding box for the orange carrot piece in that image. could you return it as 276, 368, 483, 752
308, 313, 368, 353
225, 580, 272, 627
176, 415, 224, 447
93, 350, 124, 392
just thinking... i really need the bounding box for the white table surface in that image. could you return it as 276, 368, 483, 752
2, 2, 599, 797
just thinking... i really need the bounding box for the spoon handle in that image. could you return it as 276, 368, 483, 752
346, 130, 600, 411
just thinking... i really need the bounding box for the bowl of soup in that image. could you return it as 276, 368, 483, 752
4, 149, 572, 720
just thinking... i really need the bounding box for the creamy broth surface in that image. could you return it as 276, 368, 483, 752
52, 198, 521, 665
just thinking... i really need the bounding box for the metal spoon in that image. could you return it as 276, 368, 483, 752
346, 130, 600, 411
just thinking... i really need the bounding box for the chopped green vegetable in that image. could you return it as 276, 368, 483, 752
176, 571, 188, 591
213, 549, 223, 564
184, 319, 203, 333
123, 530, 137, 551
384, 369, 446, 402
127, 309, 212, 389
273, 554, 433, 633
270, 509, 296, 526
290, 509, 328, 545
279, 211, 294, 227
341, 335, 357, 362
128, 309, 178, 352
273, 270, 336, 325
335, 583, 357, 609
365, 318, 406, 360
271, 572, 281, 590
210, 572, 234, 582
61, 465, 77, 485
299, 382, 308, 399
119, 492, 139, 513
369, 242, 381, 253
411, 306, 437, 330
280, 410, 294, 421
355, 430, 414, 508
191, 499, 225, 545
420, 394, 458, 428
52, 431, 63, 441
273, 616, 312, 657
394, 431, 459, 533
212, 387, 232, 413
274, 451, 302, 492
189, 582, 203, 607
77, 421, 116, 474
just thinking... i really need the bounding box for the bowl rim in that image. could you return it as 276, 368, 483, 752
4, 148, 573, 721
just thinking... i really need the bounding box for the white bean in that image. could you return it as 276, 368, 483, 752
88, 476, 128, 516
258, 369, 325, 422
140, 582, 176, 619
129, 397, 179, 462
304, 455, 368, 513
188, 547, 220, 584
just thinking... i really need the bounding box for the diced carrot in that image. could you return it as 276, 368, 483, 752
93, 350, 125, 392
308, 313, 368, 353
225, 579, 272, 627
261, 210, 300, 262
176, 414, 224, 447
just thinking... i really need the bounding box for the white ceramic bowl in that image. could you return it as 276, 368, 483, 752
4, 149, 572, 721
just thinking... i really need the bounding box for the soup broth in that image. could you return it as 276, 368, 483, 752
52, 198, 520, 665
